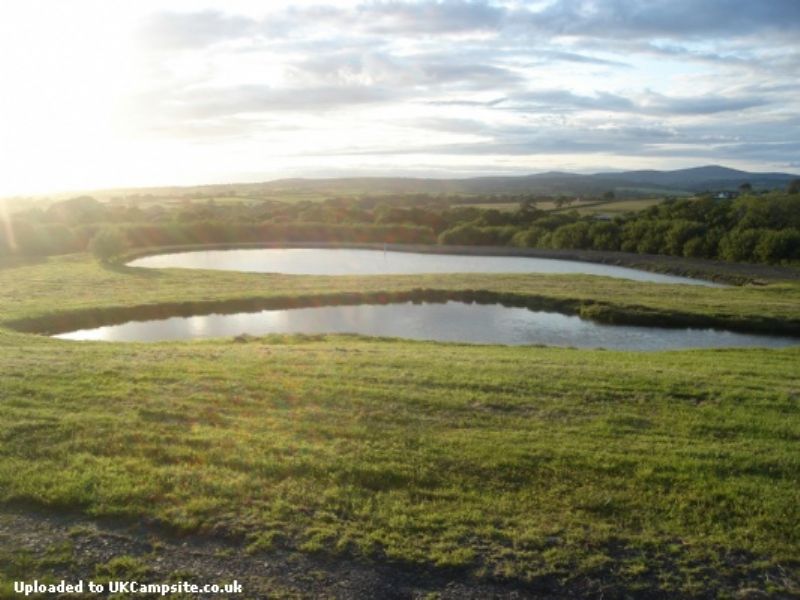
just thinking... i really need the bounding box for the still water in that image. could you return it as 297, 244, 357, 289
54, 301, 795, 350
129, 248, 718, 285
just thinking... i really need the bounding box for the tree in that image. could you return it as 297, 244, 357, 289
89, 228, 129, 263
754, 229, 800, 263
589, 221, 621, 251
602, 190, 616, 201
788, 179, 800, 195
682, 236, 709, 258
45, 196, 107, 224
665, 220, 706, 256
553, 196, 574, 209
738, 182, 753, 194
551, 222, 591, 249
620, 220, 668, 254
718, 228, 763, 263
511, 225, 548, 248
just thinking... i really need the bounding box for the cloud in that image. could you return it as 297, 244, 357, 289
721, 141, 800, 160
127, 1, 799, 172
640, 92, 769, 115
141, 1, 800, 50
325, 110, 800, 169
500, 90, 637, 113
356, 0, 505, 34
419, 61, 523, 90
144, 117, 301, 141
410, 117, 494, 135
259, 1, 506, 39
173, 84, 396, 117
527, 50, 630, 67
497, 89, 769, 116
288, 49, 523, 90
139, 10, 257, 48
141, 1, 506, 49
518, 0, 800, 39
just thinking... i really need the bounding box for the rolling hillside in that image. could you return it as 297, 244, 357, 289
6, 165, 797, 206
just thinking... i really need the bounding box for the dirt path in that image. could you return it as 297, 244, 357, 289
1, 507, 574, 599
3, 505, 796, 599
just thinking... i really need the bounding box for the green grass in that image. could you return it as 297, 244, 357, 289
0, 254, 799, 594
2, 254, 799, 331
0, 541, 74, 599
452, 202, 523, 211
574, 198, 664, 215
453, 199, 647, 212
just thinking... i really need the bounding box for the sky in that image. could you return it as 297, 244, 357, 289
0, 0, 798, 196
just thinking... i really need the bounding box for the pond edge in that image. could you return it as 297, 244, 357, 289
7, 288, 800, 340
118, 242, 800, 286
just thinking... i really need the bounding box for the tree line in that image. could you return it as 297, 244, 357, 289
1, 188, 799, 264
438, 192, 800, 264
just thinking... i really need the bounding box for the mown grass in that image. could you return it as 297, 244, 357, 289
0, 253, 799, 595
1, 253, 799, 331
0, 541, 74, 599
573, 198, 664, 215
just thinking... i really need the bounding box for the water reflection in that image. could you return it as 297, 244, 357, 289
54, 301, 795, 351
129, 248, 719, 286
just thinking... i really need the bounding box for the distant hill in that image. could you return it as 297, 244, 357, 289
593, 165, 796, 192
252, 165, 797, 197
17, 165, 798, 205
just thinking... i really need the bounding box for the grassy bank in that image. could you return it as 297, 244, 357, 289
1, 254, 799, 596
2, 253, 800, 334
118, 242, 800, 284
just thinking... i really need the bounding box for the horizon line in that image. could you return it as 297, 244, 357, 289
3, 163, 799, 201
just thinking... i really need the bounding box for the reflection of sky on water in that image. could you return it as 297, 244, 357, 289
129, 248, 719, 286
54, 301, 796, 351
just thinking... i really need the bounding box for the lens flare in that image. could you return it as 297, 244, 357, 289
0, 202, 16, 252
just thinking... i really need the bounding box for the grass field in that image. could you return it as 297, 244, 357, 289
451, 199, 661, 213
573, 198, 665, 215
453, 197, 670, 215
1, 254, 799, 597
452, 202, 523, 211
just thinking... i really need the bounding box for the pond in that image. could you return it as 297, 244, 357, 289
54, 301, 796, 350
128, 248, 719, 285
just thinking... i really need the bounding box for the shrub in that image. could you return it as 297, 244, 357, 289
718, 228, 764, 263
754, 229, 800, 263
438, 224, 516, 246
665, 220, 706, 256
511, 225, 549, 248
551, 222, 591, 250
589, 222, 621, 251
89, 228, 129, 262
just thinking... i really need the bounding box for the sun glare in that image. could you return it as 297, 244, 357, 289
0, 2, 140, 196
0, 1, 796, 197
0, 201, 16, 250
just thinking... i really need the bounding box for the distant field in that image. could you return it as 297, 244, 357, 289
452, 201, 522, 211
455, 199, 609, 212
572, 198, 665, 215
615, 186, 692, 198
106, 193, 317, 207
454, 197, 674, 215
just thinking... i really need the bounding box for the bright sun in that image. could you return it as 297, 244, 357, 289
1, 0, 796, 198
0, 2, 143, 196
